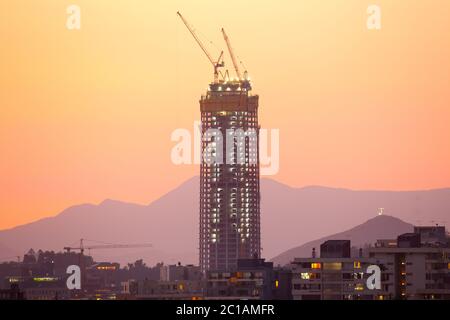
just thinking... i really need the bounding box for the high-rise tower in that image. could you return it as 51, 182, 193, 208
199, 79, 260, 273
177, 12, 261, 273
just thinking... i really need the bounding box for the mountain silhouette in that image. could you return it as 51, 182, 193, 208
270, 215, 413, 266
0, 177, 449, 265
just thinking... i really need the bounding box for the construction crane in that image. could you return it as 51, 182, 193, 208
64, 239, 152, 292
64, 239, 152, 255
177, 11, 224, 84
221, 28, 242, 81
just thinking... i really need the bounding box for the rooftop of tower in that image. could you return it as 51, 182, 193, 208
208, 79, 252, 94
200, 79, 258, 113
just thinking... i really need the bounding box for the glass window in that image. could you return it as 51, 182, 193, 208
323, 263, 342, 270
311, 263, 321, 269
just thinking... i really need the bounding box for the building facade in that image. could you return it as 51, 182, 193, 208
160, 264, 202, 282
132, 279, 204, 300
289, 239, 390, 300
199, 79, 261, 273
206, 258, 291, 300
369, 227, 450, 300
289, 227, 450, 300
290, 257, 388, 300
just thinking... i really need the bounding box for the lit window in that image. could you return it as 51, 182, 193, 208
311, 263, 321, 269
355, 283, 364, 291
323, 262, 342, 270
354, 261, 361, 269
301, 273, 311, 280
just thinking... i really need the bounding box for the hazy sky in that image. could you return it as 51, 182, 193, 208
1, 0, 449, 230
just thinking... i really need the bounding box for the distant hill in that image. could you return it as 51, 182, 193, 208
0, 177, 449, 265
270, 215, 413, 266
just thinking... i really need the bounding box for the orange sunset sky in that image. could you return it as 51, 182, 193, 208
1, 0, 449, 230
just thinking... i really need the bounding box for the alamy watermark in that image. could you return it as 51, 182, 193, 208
66, 4, 81, 30
170, 121, 280, 176
66, 265, 81, 290
367, 4, 382, 30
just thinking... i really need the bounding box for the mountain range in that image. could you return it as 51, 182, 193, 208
0, 176, 449, 265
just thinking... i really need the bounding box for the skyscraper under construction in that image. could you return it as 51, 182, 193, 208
199, 78, 260, 273
178, 13, 261, 273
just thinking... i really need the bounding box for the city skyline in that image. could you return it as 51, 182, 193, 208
1, 0, 450, 307
1, 219, 448, 300
2, 1, 450, 230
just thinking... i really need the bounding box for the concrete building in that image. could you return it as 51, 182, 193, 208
24, 286, 70, 300
84, 262, 120, 298
369, 226, 450, 300
414, 226, 448, 247
0, 284, 25, 300
206, 258, 291, 300
320, 240, 351, 258
199, 78, 261, 273
6, 276, 71, 300
290, 251, 388, 300
289, 227, 450, 300
134, 279, 204, 300
160, 264, 202, 282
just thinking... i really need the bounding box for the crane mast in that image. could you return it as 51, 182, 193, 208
221, 28, 242, 80
177, 11, 224, 83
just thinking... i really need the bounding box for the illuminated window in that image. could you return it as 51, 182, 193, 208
275, 280, 279, 288
354, 261, 361, 269
311, 263, 321, 269
355, 283, 364, 291
301, 273, 311, 280
323, 262, 342, 270
33, 277, 59, 282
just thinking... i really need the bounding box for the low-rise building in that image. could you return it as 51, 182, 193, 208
368, 228, 450, 300
0, 284, 25, 300
136, 279, 204, 300
290, 255, 388, 300
289, 225, 450, 300
160, 264, 202, 282
206, 258, 291, 300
